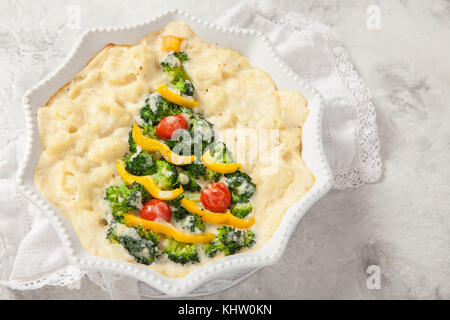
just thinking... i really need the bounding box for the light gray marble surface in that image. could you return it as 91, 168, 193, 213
1, 0, 450, 299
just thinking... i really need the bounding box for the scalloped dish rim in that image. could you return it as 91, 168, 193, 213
16, 9, 332, 297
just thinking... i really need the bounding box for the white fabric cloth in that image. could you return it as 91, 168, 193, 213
0, 0, 381, 298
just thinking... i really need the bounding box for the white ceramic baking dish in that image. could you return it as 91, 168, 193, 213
16, 9, 332, 297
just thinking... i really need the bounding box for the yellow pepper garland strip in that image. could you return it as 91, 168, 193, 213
180, 198, 255, 229
201, 150, 242, 174
160, 35, 184, 52
116, 159, 183, 200
132, 124, 195, 165
124, 214, 214, 244
156, 84, 199, 109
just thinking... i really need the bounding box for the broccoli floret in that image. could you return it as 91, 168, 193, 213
161, 59, 190, 79
164, 238, 200, 264
190, 117, 214, 145
128, 129, 137, 153
140, 106, 154, 124
161, 52, 191, 80
161, 52, 189, 68
204, 168, 221, 182
105, 183, 150, 220
189, 115, 215, 155
133, 225, 160, 242
230, 201, 253, 218
140, 93, 179, 125
185, 163, 206, 178
203, 242, 219, 258
210, 142, 234, 164
179, 171, 201, 192
107, 221, 159, 265
169, 196, 205, 233
179, 164, 206, 192
161, 52, 195, 97
139, 92, 198, 127
128, 123, 156, 151
162, 64, 191, 82
168, 79, 195, 97
120, 236, 157, 264
141, 123, 157, 139
185, 163, 221, 182
204, 226, 255, 257
124, 124, 157, 176
151, 160, 178, 190
123, 150, 154, 176
173, 52, 189, 64
165, 129, 193, 155
164, 139, 178, 150
181, 214, 205, 233
179, 106, 195, 117
168, 197, 189, 220
225, 171, 256, 204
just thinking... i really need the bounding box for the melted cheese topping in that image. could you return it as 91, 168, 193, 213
34, 21, 314, 278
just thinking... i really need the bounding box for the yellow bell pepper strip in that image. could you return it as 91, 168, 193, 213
124, 214, 214, 244
201, 150, 242, 174
160, 35, 184, 52
156, 84, 199, 109
132, 124, 195, 165
180, 198, 255, 229
116, 159, 183, 200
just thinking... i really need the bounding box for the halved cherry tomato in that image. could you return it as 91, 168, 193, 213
201, 182, 231, 213
155, 114, 188, 140
140, 199, 172, 222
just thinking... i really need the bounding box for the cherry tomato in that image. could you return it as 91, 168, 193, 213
140, 199, 172, 222
156, 114, 188, 140
201, 182, 231, 213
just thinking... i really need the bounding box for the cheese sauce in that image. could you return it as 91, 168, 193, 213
34, 22, 314, 277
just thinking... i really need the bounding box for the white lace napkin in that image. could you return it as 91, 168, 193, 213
0, 0, 381, 298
